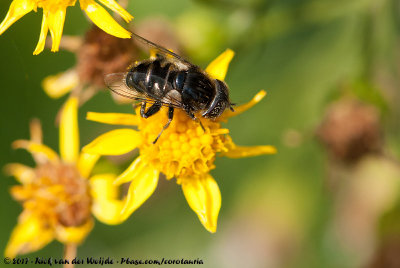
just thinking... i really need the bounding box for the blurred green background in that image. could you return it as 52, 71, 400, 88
1, 0, 400, 267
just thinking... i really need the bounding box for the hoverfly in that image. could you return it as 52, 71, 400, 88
105, 33, 234, 143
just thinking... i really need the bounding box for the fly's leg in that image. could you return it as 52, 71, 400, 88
185, 107, 205, 132
141, 101, 162, 118
153, 106, 174, 144
140, 101, 147, 117
198, 120, 205, 132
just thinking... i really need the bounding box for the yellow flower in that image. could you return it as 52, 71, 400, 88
4, 97, 125, 258
0, 0, 133, 54
83, 49, 276, 233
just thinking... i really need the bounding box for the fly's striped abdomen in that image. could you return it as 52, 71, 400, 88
128, 59, 179, 98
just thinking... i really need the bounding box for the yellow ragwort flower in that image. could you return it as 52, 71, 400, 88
0, 0, 133, 54
4, 97, 125, 258
82, 49, 276, 233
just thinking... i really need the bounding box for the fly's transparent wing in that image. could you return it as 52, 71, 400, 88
131, 32, 193, 69
105, 72, 182, 108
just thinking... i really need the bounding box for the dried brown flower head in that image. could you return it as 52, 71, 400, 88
316, 99, 383, 163
77, 26, 139, 87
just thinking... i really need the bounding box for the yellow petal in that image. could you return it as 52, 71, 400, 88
181, 174, 221, 233
77, 152, 100, 178
42, 69, 79, 98
114, 157, 146, 185
82, 129, 141, 155
120, 166, 159, 220
0, 0, 35, 36
221, 90, 267, 120
60, 97, 79, 163
97, 0, 133, 22
5, 214, 54, 258
10, 185, 31, 201
87, 112, 139, 126
4, 163, 35, 184
90, 174, 119, 200
223, 145, 277, 158
80, 0, 131, 39
47, 8, 67, 52
90, 174, 125, 224
55, 219, 93, 244
29, 118, 42, 144
33, 12, 49, 55
205, 49, 235, 81
13, 140, 59, 163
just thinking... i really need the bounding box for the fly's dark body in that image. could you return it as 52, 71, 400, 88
105, 33, 234, 143
126, 58, 228, 118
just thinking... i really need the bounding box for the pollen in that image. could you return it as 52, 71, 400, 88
137, 107, 229, 179
13, 162, 92, 228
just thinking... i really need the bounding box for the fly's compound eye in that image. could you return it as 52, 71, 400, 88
204, 101, 226, 118
202, 79, 230, 119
